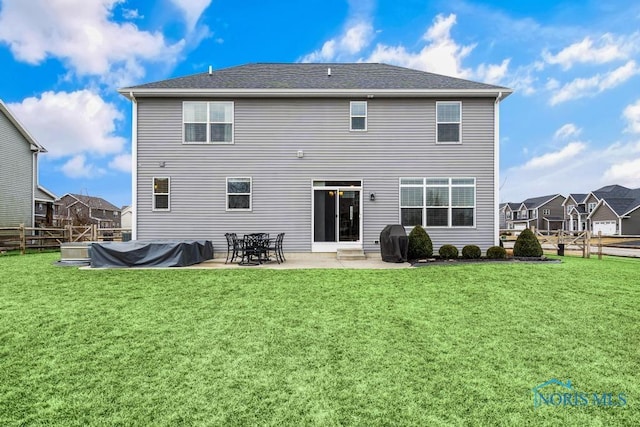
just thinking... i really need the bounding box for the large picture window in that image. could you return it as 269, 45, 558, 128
227, 177, 251, 210
400, 178, 475, 227
183, 101, 234, 143
153, 177, 170, 211
436, 101, 461, 143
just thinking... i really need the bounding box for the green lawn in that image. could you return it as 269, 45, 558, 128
1, 253, 638, 426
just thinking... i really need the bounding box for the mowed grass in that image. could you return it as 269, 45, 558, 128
0, 254, 638, 426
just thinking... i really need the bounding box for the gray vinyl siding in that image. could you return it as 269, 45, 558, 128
0, 110, 34, 227
590, 204, 617, 222
136, 97, 496, 253
623, 209, 640, 235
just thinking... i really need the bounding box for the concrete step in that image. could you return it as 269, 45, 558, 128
336, 248, 366, 261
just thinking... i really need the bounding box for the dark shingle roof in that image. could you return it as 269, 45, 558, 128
122, 63, 511, 92
522, 194, 561, 209
593, 185, 630, 199
68, 194, 120, 212
567, 193, 588, 204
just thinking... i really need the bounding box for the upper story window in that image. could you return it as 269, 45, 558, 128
350, 101, 367, 131
588, 202, 596, 213
506, 211, 512, 219
153, 177, 170, 211
400, 177, 475, 228
543, 209, 550, 215
436, 101, 461, 144
183, 101, 234, 144
227, 177, 252, 211
566, 204, 574, 214
521, 210, 528, 219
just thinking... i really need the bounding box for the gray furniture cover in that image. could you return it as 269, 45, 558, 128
90, 240, 214, 268
380, 225, 408, 262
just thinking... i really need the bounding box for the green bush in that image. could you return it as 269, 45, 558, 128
438, 244, 459, 259
513, 228, 543, 257
461, 245, 481, 259
486, 246, 507, 259
407, 226, 433, 259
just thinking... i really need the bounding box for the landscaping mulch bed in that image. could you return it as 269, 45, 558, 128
412, 256, 561, 266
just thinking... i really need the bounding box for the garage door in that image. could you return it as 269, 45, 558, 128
593, 221, 617, 235
513, 223, 526, 230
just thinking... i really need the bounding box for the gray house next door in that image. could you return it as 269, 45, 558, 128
312, 180, 363, 252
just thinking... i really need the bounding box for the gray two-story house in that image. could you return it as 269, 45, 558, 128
504, 194, 565, 232
1, 100, 56, 227
119, 63, 511, 255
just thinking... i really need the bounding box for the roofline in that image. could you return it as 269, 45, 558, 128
35, 185, 57, 201
587, 199, 620, 220
622, 202, 640, 217
118, 87, 513, 100
0, 99, 47, 153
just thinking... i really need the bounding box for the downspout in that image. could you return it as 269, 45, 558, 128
130, 91, 138, 240
32, 151, 37, 227
494, 91, 503, 246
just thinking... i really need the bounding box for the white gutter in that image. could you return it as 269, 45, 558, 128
119, 88, 513, 100
130, 91, 138, 240
494, 91, 504, 246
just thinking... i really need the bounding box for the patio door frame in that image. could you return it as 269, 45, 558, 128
311, 180, 363, 252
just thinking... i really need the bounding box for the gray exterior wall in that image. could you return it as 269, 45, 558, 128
590, 204, 617, 223
135, 97, 497, 254
0, 110, 34, 227
622, 208, 640, 235
536, 196, 565, 230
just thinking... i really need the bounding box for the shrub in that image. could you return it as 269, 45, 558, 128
513, 228, 543, 257
407, 225, 433, 259
462, 245, 481, 259
486, 246, 507, 259
439, 244, 459, 259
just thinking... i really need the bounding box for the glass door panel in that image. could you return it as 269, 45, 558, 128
339, 190, 360, 242
313, 190, 336, 242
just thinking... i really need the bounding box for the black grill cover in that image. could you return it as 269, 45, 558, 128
90, 240, 213, 268
380, 225, 408, 262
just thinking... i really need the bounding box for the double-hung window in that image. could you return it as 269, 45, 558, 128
350, 101, 367, 131
227, 177, 251, 211
400, 178, 475, 227
183, 101, 234, 143
153, 177, 170, 211
436, 101, 461, 143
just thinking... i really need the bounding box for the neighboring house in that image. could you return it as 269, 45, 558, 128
502, 202, 520, 230
56, 193, 122, 228
562, 193, 588, 232
504, 194, 565, 231
0, 99, 56, 227
119, 63, 511, 254
121, 205, 132, 229
586, 185, 640, 235
499, 203, 507, 229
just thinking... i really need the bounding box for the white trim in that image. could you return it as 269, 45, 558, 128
349, 101, 367, 131
0, 100, 47, 152
152, 177, 170, 211
311, 180, 363, 252
131, 95, 138, 239
494, 93, 502, 245
436, 101, 462, 144
120, 88, 514, 100
182, 101, 234, 144
226, 177, 252, 211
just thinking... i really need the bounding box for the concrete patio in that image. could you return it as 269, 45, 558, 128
184, 253, 413, 269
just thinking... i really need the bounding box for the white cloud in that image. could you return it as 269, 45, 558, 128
61, 155, 105, 179
0, 0, 186, 86
543, 33, 640, 70
554, 123, 582, 140
168, 0, 212, 32
521, 142, 587, 170
476, 59, 510, 85
122, 8, 142, 20
366, 14, 476, 78
300, 22, 374, 62
603, 157, 640, 186
550, 60, 640, 105
8, 90, 126, 158
501, 141, 640, 202
109, 153, 132, 173
624, 99, 640, 133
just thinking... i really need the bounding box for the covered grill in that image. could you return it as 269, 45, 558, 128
379, 225, 408, 262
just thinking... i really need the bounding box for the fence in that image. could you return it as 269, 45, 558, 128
0, 224, 132, 254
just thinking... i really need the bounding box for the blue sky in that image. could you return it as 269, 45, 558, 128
1, 0, 640, 207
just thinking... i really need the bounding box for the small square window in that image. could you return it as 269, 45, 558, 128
227, 177, 252, 211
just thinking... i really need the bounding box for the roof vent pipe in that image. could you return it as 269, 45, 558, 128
327, 67, 331, 77
208, 65, 213, 75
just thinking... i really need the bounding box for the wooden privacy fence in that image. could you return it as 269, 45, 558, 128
0, 224, 132, 254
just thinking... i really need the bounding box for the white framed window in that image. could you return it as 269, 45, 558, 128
183, 101, 234, 144
350, 101, 367, 131
566, 204, 574, 214
153, 177, 170, 211
588, 202, 596, 213
521, 210, 528, 219
436, 101, 461, 144
506, 211, 512, 219
226, 177, 251, 211
400, 177, 475, 228
543, 209, 550, 215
